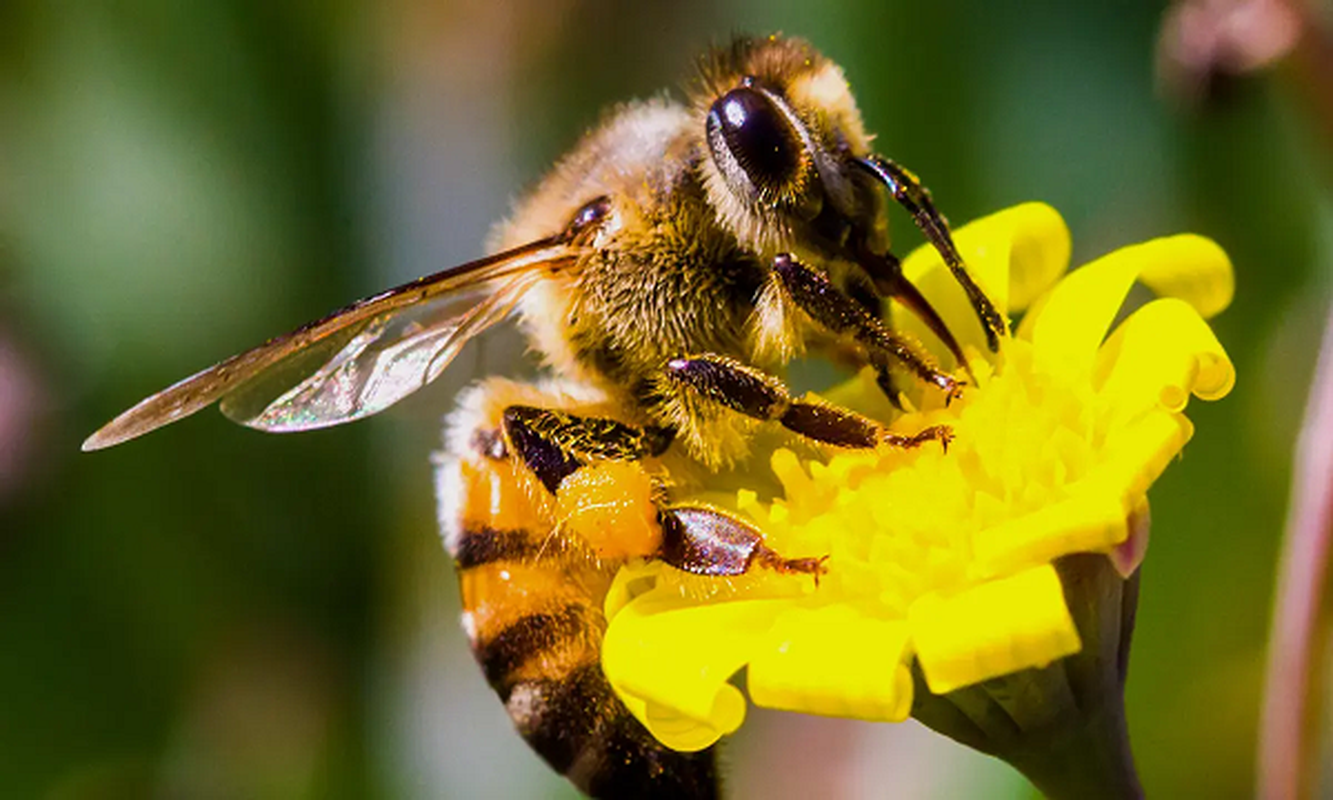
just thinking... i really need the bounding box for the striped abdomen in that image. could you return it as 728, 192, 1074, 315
436, 430, 717, 799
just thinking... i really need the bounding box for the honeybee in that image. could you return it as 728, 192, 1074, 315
85, 35, 1004, 799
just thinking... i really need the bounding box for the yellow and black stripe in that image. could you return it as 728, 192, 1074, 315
441, 445, 717, 799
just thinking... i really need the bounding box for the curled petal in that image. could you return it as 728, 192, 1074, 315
1096, 297, 1237, 414
909, 564, 1082, 695
602, 594, 788, 750
1024, 234, 1232, 381
984, 203, 1075, 313
1132, 234, 1234, 319
1024, 244, 1154, 375
748, 607, 914, 721
899, 202, 1072, 357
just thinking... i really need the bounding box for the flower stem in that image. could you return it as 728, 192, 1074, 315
1258, 304, 1333, 799
1001, 682, 1143, 800
911, 554, 1144, 799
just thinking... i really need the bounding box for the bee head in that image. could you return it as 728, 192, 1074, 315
696, 35, 885, 257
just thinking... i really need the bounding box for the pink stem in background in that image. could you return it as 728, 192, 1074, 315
1258, 305, 1333, 799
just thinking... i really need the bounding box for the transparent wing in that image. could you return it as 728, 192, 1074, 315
223, 270, 541, 432
83, 235, 576, 450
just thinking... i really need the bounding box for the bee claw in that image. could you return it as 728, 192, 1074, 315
757, 549, 830, 586
811, 554, 830, 587
939, 375, 966, 407
791, 554, 830, 587
879, 424, 953, 452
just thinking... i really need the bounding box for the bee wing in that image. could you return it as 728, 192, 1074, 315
82, 236, 576, 451
220, 269, 541, 432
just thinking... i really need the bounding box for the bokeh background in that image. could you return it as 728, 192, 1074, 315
2, 1, 1327, 797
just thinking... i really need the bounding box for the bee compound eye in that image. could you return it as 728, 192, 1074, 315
567, 196, 612, 238
706, 86, 803, 196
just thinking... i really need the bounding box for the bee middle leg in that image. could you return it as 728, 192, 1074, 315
663, 354, 951, 451
500, 404, 825, 581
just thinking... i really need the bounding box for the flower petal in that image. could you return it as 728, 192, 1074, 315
899, 202, 1071, 359
1132, 234, 1234, 319
1095, 297, 1237, 414
748, 606, 914, 721
602, 593, 788, 750
1023, 234, 1232, 380
909, 564, 1081, 695
970, 493, 1130, 581
988, 203, 1074, 313
1086, 411, 1194, 506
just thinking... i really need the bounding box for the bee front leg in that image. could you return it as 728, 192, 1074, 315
663, 354, 951, 451
772, 253, 964, 404
855, 154, 1007, 351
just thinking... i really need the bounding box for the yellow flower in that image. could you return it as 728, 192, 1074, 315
599, 203, 1235, 763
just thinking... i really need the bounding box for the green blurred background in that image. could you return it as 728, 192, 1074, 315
1, 0, 1325, 797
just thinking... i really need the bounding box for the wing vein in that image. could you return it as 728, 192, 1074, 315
82, 236, 577, 450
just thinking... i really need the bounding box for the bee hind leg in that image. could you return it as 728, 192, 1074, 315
660, 505, 828, 583
663, 353, 951, 452
500, 404, 674, 493
500, 402, 825, 580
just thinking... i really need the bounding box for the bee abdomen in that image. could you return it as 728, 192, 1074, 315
475, 601, 591, 693
509, 664, 719, 800
451, 525, 540, 570
451, 524, 719, 797
437, 394, 718, 798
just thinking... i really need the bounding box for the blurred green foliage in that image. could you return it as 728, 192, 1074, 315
0, 0, 1325, 797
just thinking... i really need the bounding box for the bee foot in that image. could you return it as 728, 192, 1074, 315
937, 374, 965, 406
881, 424, 953, 452
754, 548, 829, 585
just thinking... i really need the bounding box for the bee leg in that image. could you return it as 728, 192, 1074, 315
854, 154, 1007, 351
664, 354, 951, 451
501, 404, 674, 493
852, 248, 977, 385
498, 402, 825, 582
875, 369, 906, 412
772, 254, 963, 403
659, 505, 828, 582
